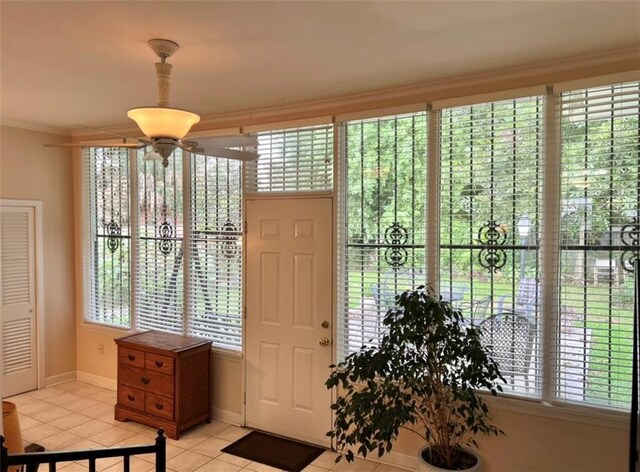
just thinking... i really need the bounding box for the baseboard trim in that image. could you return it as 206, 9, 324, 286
45, 371, 77, 387
76, 371, 117, 391
374, 450, 418, 471
211, 407, 243, 426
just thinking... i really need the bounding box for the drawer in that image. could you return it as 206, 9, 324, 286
118, 347, 145, 369
119, 365, 174, 396
117, 385, 145, 412
145, 392, 174, 421
145, 353, 174, 376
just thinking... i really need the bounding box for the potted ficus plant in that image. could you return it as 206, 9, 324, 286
326, 286, 505, 471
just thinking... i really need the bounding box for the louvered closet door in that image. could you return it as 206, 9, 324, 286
1, 205, 38, 397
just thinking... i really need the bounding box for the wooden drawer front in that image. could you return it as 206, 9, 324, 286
145, 353, 174, 376
118, 347, 145, 369
118, 385, 145, 412
119, 366, 174, 396
145, 392, 174, 421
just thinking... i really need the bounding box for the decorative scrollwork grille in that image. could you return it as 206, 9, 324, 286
477, 220, 508, 273
621, 216, 640, 273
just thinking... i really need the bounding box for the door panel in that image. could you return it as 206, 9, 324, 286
246, 198, 332, 446
1, 205, 38, 397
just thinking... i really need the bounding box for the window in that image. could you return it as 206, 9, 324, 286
337, 81, 640, 412
83, 147, 131, 328
188, 153, 243, 350
83, 147, 243, 351
337, 112, 427, 359
439, 96, 544, 397
245, 124, 333, 193
557, 81, 640, 409
136, 150, 184, 333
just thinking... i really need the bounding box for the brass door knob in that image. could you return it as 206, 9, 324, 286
319, 337, 330, 347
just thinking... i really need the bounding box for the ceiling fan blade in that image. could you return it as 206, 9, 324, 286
44, 142, 145, 148
191, 135, 258, 148
74, 125, 149, 143
187, 145, 259, 161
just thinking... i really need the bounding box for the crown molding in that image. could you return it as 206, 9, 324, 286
1, 118, 71, 136
72, 46, 639, 136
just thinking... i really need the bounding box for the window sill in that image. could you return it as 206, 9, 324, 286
482, 392, 629, 430
211, 346, 243, 361
80, 320, 136, 338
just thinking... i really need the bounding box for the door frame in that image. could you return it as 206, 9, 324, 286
0, 199, 46, 393
242, 192, 336, 435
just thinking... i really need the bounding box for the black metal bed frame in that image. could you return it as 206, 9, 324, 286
0, 429, 166, 472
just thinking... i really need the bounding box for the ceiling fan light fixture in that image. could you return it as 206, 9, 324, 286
127, 106, 200, 140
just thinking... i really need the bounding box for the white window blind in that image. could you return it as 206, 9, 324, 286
337, 112, 427, 360
439, 96, 544, 398
188, 153, 243, 350
245, 124, 333, 192
83, 147, 131, 327
557, 81, 640, 410
136, 150, 184, 334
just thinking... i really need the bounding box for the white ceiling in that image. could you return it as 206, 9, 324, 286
1, 1, 639, 133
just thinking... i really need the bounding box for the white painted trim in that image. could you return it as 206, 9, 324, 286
482, 393, 628, 430
1, 119, 71, 137
554, 69, 640, 93
432, 85, 547, 110
212, 407, 244, 426
242, 116, 333, 134
0, 199, 46, 391
425, 108, 440, 289
212, 348, 243, 361
244, 192, 333, 201
80, 321, 135, 338
45, 371, 77, 387
76, 371, 117, 391
335, 103, 427, 123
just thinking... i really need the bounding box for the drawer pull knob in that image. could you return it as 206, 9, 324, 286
141, 376, 150, 385
127, 354, 136, 361
127, 394, 135, 402
155, 403, 164, 410
155, 360, 164, 368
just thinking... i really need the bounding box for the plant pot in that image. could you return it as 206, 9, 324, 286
3, 401, 25, 472
418, 446, 482, 472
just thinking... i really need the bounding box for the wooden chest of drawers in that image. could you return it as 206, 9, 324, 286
114, 331, 212, 439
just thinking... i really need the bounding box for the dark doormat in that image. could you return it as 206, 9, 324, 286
221, 431, 325, 472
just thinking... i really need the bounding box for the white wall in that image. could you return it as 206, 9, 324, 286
1, 126, 76, 384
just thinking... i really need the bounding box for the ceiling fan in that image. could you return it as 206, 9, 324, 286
46, 38, 259, 167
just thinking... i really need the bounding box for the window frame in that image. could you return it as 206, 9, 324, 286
336, 81, 639, 421
82, 147, 245, 353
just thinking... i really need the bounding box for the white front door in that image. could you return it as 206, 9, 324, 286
245, 197, 333, 446
1, 205, 38, 397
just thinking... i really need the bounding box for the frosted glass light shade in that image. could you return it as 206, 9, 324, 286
127, 107, 200, 140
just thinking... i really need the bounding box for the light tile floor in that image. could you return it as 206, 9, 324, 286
6, 381, 406, 472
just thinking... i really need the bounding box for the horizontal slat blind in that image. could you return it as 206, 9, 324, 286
136, 149, 184, 334
188, 153, 243, 350
337, 112, 427, 360
1, 210, 32, 305
83, 148, 131, 327
245, 124, 333, 192
440, 96, 544, 398
557, 81, 640, 410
